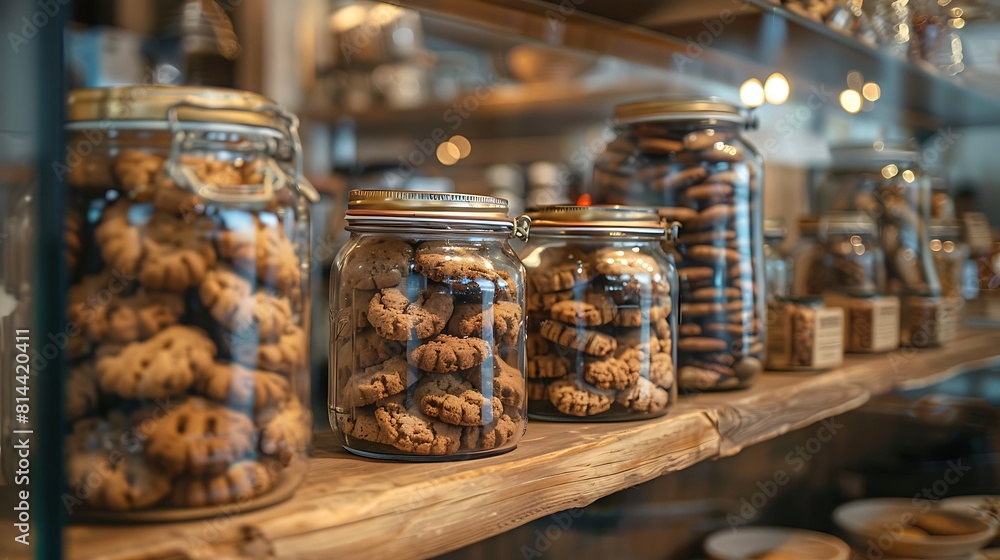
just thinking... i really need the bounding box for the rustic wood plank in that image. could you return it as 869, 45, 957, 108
65, 327, 1000, 560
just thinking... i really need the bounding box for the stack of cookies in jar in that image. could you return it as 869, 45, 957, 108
333, 232, 527, 458
64, 149, 311, 512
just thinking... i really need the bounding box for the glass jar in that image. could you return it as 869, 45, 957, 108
791, 217, 828, 298
593, 98, 765, 391
330, 190, 527, 459
817, 143, 941, 298
62, 86, 318, 518
763, 218, 790, 302
518, 206, 677, 421
929, 219, 969, 300
823, 212, 885, 297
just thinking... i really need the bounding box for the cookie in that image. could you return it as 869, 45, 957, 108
583, 355, 640, 391
460, 413, 519, 451
527, 289, 575, 312
415, 374, 502, 426
677, 337, 729, 352
234, 324, 307, 376
594, 248, 662, 278
195, 361, 290, 412
216, 213, 301, 298
339, 409, 392, 445
334, 290, 377, 337
527, 333, 551, 358
637, 137, 683, 154
351, 329, 406, 369
527, 379, 550, 401
341, 236, 413, 290
138, 213, 218, 291
651, 166, 707, 191
97, 326, 217, 399
529, 262, 590, 293
200, 268, 293, 339
66, 416, 171, 510
95, 201, 143, 275
686, 245, 741, 264
409, 335, 491, 374
476, 357, 526, 408
659, 206, 699, 224
539, 320, 617, 357
549, 294, 616, 326
258, 400, 311, 465
113, 149, 162, 195
689, 205, 735, 231
683, 182, 734, 203
617, 377, 669, 413
375, 402, 463, 455
447, 301, 523, 346
414, 244, 504, 294
168, 460, 277, 508
367, 287, 454, 341
612, 302, 671, 327
85, 290, 185, 344
342, 355, 409, 407
650, 353, 675, 387
527, 353, 572, 379
141, 397, 256, 476
680, 301, 743, 316
547, 377, 613, 417
66, 365, 99, 422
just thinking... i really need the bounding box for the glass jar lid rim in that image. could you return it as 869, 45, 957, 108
930, 218, 964, 237
802, 212, 876, 235
348, 189, 511, 222
614, 97, 746, 125
66, 86, 280, 128
527, 204, 665, 233
830, 142, 920, 167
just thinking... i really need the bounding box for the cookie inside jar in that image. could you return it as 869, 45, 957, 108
592, 99, 766, 392
330, 190, 527, 460
62, 86, 316, 519
519, 205, 678, 421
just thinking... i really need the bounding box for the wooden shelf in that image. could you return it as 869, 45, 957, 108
66, 327, 1000, 560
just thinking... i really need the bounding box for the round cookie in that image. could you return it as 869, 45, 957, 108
341, 235, 414, 291
527, 289, 575, 312
616, 377, 669, 413
447, 301, 523, 346
96, 325, 217, 399
547, 377, 614, 417
367, 287, 454, 341
415, 374, 502, 426
138, 213, 218, 292
612, 302, 671, 327
582, 355, 640, 391
66, 416, 172, 511
375, 403, 463, 456
81, 290, 185, 344
341, 355, 409, 407
539, 320, 617, 357
409, 334, 491, 374
677, 337, 729, 352
141, 397, 256, 476
215, 212, 301, 299
414, 243, 511, 299
233, 324, 307, 376
258, 399, 311, 465
527, 353, 571, 379
460, 413, 520, 451
650, 353, 676, 387
200, 267, 295, 339
195, 361, 290, 413
529, 262, 590, 294
350, 329, 405, 370
168, 460, 278, 508
549, 294, 616, 326
339, 409, 391, 445
470, 357, 525, 408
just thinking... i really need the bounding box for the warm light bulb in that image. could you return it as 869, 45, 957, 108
764, 73, 790, 105
739, 78, 765, 108
449, 135, 471, 158
436, 142, 460, 165
840, 89, 862, 114
882, 164, 898, 178
902, 169, 915, 183
862, 82, 881, 101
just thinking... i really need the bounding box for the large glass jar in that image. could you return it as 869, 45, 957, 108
593, 99, 765, 391
62, 86, 317, 518
518, 206, 677, 421
817, 143, 940, 298
330, 190, 527, 459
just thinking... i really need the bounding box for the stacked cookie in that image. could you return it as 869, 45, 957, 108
524, 246, 675, 419
64, 150, 310, 511
334, 236, 526, 457
594, 124, 763, 391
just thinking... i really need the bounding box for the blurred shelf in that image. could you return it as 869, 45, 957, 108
399, 0, 1000, 130
66, 327, 1000, 560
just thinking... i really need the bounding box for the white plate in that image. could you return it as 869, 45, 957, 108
705, 526, 851, 560
833, 498, 998, 559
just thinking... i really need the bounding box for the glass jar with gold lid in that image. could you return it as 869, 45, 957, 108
62, 86, 317, 519
518, 205, 677, 421
330, 189, 527, 459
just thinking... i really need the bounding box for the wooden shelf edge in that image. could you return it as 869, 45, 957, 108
66, 327, 1000, 560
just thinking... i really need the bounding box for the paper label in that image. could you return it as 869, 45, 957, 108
812, 307, 845, 367
824, 294, 900, 353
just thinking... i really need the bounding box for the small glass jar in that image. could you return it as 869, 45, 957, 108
816, 143, 941, 298
929, 219, 969, 300
63, 86, 317, 518
330, 190, 527, 459
593, 98, 765, 391
763, 218, 790, 303
822, 212, 885, 297
791, 217, 829, 298
518, 206, 678, 421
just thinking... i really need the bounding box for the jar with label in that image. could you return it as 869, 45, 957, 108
63, 86, 318, 517
593, 98, 765, 391
764, 219, 844, 372
817, 143, 941, 298
330, 190, 527, 459
791, 217, 828, 298
900, 294, 958, 347
519, 206, 677, 421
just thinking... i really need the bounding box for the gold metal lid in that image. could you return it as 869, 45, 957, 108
346, 190, 515, 233
527, 205, 666, 236
66, 86, 279, 128
615, 97, 746, 125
